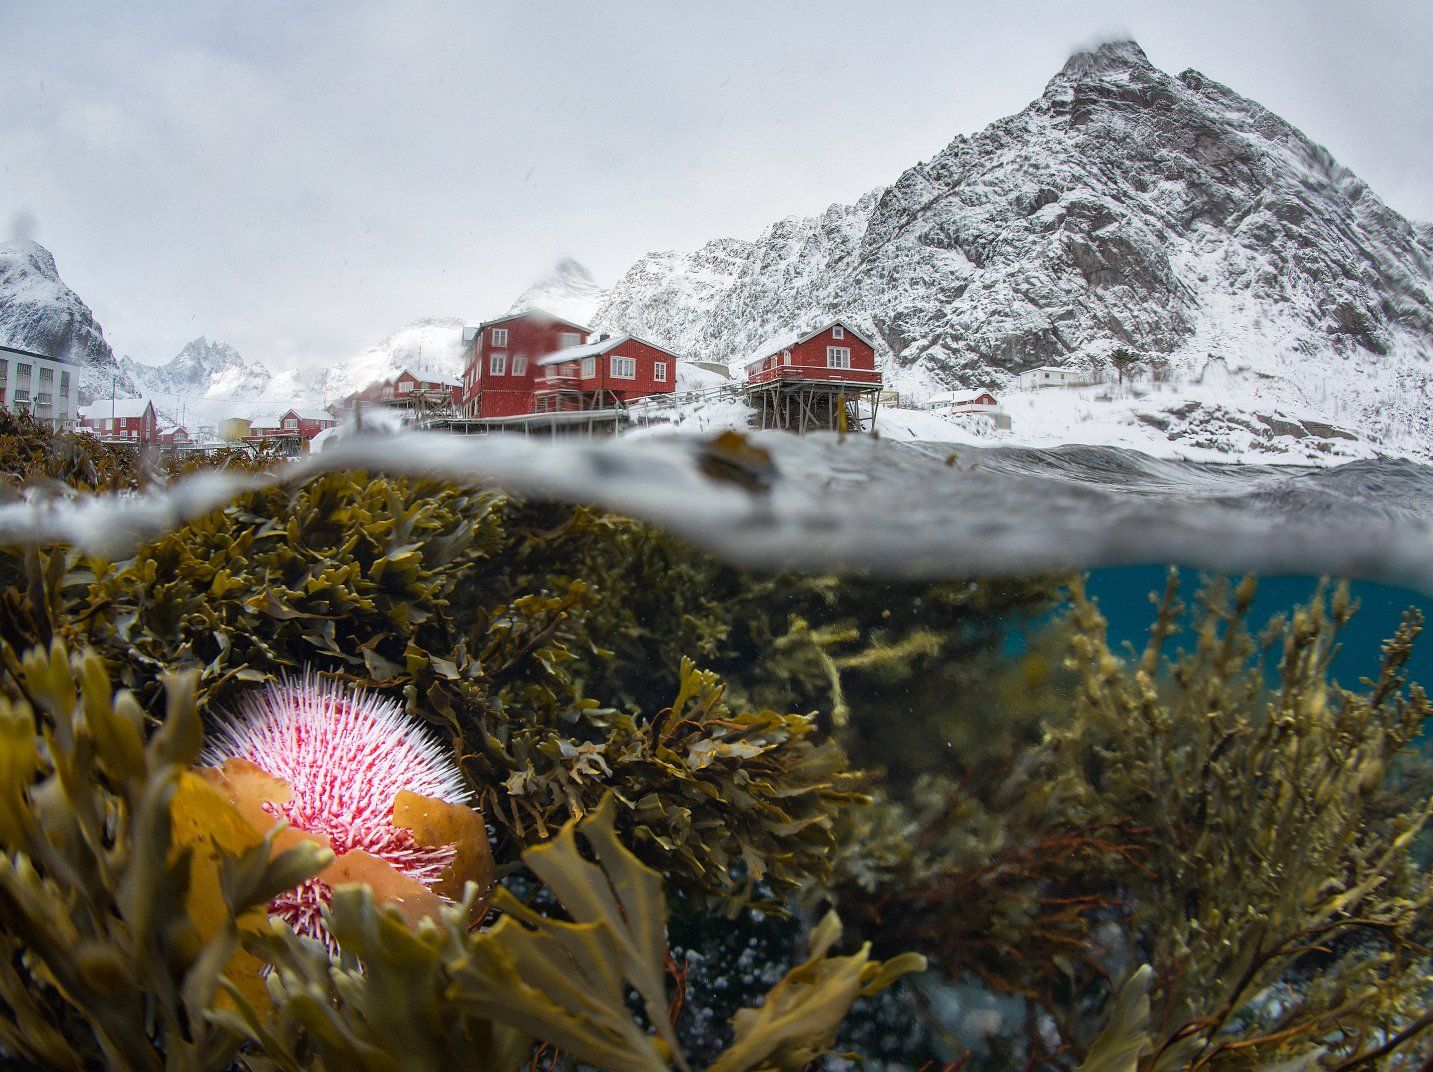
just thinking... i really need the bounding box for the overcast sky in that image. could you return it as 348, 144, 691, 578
3, 0, 1430, 371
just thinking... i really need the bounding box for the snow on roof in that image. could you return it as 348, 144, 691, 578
930, 389, 998, 404
477, 308, 591, 335
746, 320, 876, 364
248, 415, 283, 430
536, 334, 631, 367
1025, 365, 1079, 375
535, 333, 683, 368
83, 398, 152, 419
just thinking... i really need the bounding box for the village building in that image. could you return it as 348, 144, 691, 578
460, 311, 591, 418
533, 334, 679, 413
156, 425, 192, 447
1, 343, 80, 429
743, 320, 883, 434
926, 389, 999, 414
243, 408, 336, 453
1016, 365, 1086, 390
335, 369, 463, 418
79, 398, 158, 444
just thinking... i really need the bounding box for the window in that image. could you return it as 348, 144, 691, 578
490, 353, 507, 375
611, 355, 636, 379
782, 351, 791, 365
832, 326, 845, 340
827, 346, 851, 369
398, 381, 413, 393
16, 363, 31, 380
581, 356, 596, 378
60, 371, 69, 395
559, 332, 581, 350
283, 417, 298, 430
654, 361, 667, 382
39, 367, 53, 384
491, 328, 509, 347
513, 355, 528, 376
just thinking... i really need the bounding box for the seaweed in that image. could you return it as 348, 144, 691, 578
0, 638, 923, 1071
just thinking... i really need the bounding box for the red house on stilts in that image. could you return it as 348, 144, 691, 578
743, 320, 882, 433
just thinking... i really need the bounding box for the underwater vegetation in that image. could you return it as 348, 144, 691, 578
0, 419, 1429, 1070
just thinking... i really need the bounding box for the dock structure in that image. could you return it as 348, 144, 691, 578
427, 407, 633, 438
742, 320, 883, 434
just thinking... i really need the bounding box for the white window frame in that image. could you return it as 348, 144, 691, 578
559, 332, 582, 350
832, 326, 845, 340
826, 346, 851, 369
654, 361, 667, 382
610, 355, 636, 379
513, 355, 529, 376
491, 328, 509, 347
398, 381, 413, 393
283, 417, 299, 430
490, 353, 507, 375
581, 356, 596, 378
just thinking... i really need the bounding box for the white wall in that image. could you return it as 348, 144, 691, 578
0, 349, 80, 428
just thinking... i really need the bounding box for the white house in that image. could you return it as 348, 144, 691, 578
1016, 366, 1086, 390
1, 344, 81, 429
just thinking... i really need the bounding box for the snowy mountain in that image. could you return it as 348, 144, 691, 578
123, 337, 275, 399
506, 258, 606, 327
592, 40, 1433, 456
0, 240, 133, 400
320, 317, 468, 400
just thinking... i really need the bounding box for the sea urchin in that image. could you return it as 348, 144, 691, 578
202, 673, 480, 949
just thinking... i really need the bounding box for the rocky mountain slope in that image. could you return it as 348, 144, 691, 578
319, 317, 468, 401
592, 40, 1433, 454
122, 337, 275, 400
507, 258, 606, 327
0, 240, 133, 400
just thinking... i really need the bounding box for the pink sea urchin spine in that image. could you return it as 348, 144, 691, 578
204, 672, 472, 948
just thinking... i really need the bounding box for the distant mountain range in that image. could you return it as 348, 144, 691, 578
3, 39, 1430, 457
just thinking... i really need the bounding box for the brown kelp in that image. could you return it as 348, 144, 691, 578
0, 417, 1430, 1070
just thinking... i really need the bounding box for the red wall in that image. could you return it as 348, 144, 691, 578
787, 324, 877, 371
537, 337, 680, 405
746, 323, 881, 388
84, 406, 157, 442
462, 313, 590, 417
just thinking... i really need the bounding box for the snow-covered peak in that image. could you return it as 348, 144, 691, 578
507, 258, 606, 327
591, 38, 1433, 453
322, 317, 469, 400
1048, 39, 1157, 88
0, 240, 124, 399
123, 336, 275, 400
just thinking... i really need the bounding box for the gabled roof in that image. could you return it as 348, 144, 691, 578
83, 398, 153, 420
475, 308, 592, 335
930, 389, 998, 405
536, 333, 680, 368
750, 320, 876, 363
1024, 365, 1079, 375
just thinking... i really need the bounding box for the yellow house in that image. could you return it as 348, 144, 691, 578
218, 416, 252, 442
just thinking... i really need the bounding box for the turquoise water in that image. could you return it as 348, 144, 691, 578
1085, 566, 1433, 689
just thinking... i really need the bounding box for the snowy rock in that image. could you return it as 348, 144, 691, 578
506, 258, 606, 327
124, 337, 275, 399
591, 39, 1433, 452
0, 240, 130, 401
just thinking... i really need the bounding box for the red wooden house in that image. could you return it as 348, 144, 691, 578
743, 320, 883, 433
533, 334, 679, 412
156, 425, 192, 447
244, 408, 336, 451
461, 311, 591, 418
744, 321, 881, 389
80, 398, 158, 444
340, 369, 463, 411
